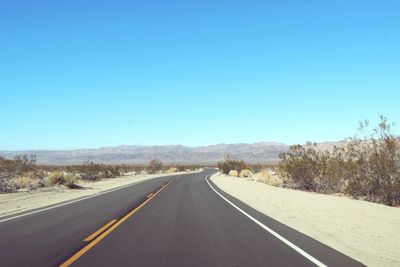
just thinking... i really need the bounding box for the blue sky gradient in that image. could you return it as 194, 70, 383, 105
1, 1, 399, 150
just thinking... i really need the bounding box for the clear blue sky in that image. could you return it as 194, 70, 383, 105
1, 1, 399, 150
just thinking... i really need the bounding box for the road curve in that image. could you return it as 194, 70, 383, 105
0, 170, 364, 267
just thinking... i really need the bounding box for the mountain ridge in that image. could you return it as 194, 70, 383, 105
0, 142, 290, 165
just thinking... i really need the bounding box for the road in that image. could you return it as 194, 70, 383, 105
0, 169, 364, 267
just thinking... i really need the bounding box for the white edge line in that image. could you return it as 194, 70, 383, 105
205, 174, 328, 267
0, 174, 182, 223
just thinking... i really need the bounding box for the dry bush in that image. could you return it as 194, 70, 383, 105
166, 167, 178, 173
228, 170, 239, 177
147, 159, 163, 174
253, 171, 283, 187
251, 164, 262, 173
345, 117, 400, 205
176, 165, 200, 172
46, 172, 79, 189
279, 144, 323, 191
63, 173, 80, 189
46, 172, 66, 186
0, 157, 134, 193
239, 169, 254, 178
66, 162, 121, 181
132, 166, 145, 175
11, 172, 42, 190
176, 165, 186, 172
218, 155, 247, 175
0, 154, 38, 193
11, 176, 32, 190
0, 172, 12, 193
279, 116, 400, 206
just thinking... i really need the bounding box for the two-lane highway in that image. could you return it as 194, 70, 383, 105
0, 173, 180, 267
0, 170, 364, 267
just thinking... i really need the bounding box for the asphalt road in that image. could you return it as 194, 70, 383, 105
0, 169, 364, 267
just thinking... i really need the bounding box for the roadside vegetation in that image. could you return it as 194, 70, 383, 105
279, 116, 400, 206
217, 155, 282, 187
218, 116, 400, 206
0, 157, 199, 194
147, 159, 163, 174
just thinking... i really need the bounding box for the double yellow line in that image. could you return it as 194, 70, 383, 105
83, 220, 118, 242
60, 180, 174, 267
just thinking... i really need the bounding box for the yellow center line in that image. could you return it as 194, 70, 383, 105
83, 220, 117, 242
60, 179, 175, 267
146, 193, 154, 198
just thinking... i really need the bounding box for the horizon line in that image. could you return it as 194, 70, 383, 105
0, 140, 348, 152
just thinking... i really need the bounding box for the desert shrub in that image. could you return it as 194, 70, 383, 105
147, 159, 163, 174
11, 172, 40, 190
63, 173, 80, 189
253, 171, 284, 187
133, 166, 145, 175
280, 143, 352, 193
218, 155, 247, 175
166, 167, 178, 173
0, 174, 12, 193
176, 165, 186, 172
0, 162, 12, 193
0, 154, 38, 193
66, 162, 121, 181
0, 154, 36, 176
228, 170, 239, 177
182, 165, 201, 171
279, 144, 322, 191
239, 169, 254, 178
45, 172, 80, 189
345, 117, 400, 205
321, 146, 348, 192
251, 164, 262, 173
0, 157, 132, 193
47, 172, 66, 185
118, 164, 132, 174
13, 154, 37, 174
279, 116, 400, 206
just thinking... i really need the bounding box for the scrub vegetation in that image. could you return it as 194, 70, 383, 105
0, 157, 199, 193
219, 116, 400, 206
217, 155, 282, 187
279, 116, 400, 206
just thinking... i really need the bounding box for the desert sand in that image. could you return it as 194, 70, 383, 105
0, 171, 200, 218
211, 173, 400, 267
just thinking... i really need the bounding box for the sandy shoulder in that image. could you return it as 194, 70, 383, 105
211, 173, 400, 267
0, 170, 200, 218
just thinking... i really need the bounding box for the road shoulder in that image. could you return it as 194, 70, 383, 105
0, 170, 200, 220
210, 173, 400, 267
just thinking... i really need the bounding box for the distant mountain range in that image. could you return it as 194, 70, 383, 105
0, 142, 290, 165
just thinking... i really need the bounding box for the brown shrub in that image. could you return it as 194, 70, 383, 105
279, 116, 400, 206
218, 155, 247, 175
147, 159, 163, 174
239, 169, 254, 178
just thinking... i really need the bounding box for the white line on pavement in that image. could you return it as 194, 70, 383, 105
205, 174, 328, 267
